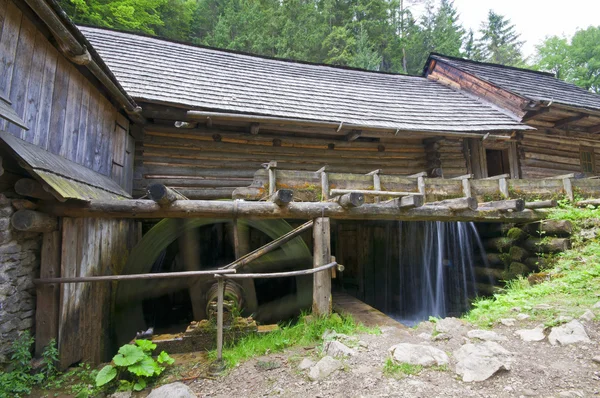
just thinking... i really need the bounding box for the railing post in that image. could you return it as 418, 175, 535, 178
312, 217, 332, 316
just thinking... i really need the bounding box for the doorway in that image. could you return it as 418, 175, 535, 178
486, 149, 510, 177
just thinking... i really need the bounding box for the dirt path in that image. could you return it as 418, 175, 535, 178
190, 316, 600, 398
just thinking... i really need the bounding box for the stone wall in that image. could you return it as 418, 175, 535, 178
0, 194, 42, 366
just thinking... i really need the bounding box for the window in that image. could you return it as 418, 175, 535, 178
580, 147, 595, 173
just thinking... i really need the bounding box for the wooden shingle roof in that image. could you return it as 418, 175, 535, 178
430, 54, 600, 113
79, 27, 529, 133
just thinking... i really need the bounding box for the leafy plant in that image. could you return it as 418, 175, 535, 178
95, 340, 174, 392
0, 331, 42, 397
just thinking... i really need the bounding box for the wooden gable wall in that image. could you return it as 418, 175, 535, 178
0, 0, 134, 192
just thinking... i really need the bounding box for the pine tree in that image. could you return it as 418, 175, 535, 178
350, 25, 383, 70
476, 10, 523, 66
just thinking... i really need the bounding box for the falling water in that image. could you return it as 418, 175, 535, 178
393, 221, 489, 326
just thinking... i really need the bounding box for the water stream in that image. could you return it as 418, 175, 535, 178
393, 221, 489, 326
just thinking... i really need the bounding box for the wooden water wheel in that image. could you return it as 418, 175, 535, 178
113, 218, 312, 346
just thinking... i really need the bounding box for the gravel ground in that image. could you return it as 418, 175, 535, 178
190, 315, 600, 398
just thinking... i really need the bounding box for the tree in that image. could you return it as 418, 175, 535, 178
477, 10, 523, 66
350, 26, 383, 70
569, 26, 600, 93
534, 36, 572, 79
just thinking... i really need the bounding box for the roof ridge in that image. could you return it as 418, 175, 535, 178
78, 25, 427, 79
429, 52, 556, 78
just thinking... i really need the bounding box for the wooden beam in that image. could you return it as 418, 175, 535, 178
40, 199, 544, 222
525, 199, 557, 209
250, 122, 260, 135
384, 194, 424, 209
587, 124, 600, 134
522, 107, 550, 122
270, 189, 294, 206
312, 217, 331, 316
15, 178, 55, 200
330, 189, 416, 197
345, 130, 362, 141
147, 183, 187, 206
479, 199, 525, 212
11, 210, 58, 232
334, 192, 365, 209
552, 114, 589, 129
35, 232, 61, 355
426, 197, 477, 211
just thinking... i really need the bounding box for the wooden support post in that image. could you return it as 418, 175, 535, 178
367, 170, 381, 203
270, 189, 293, 206
250, 122, 260, 135
318, 167, 330, 201
147, 183, 186, 206
312, 217, 331, 316
266, 161, 277, 196
11, 210, 58, 232
563, 178, 574, 201
479, 199, 525, 212
452, 174, 473, 198
384, 194, 425, 209
335, 192, 364, 209
35, 231, 61, 355
499, 177, 509, 198
216, 277, 224, 364
15, 178, 55, 200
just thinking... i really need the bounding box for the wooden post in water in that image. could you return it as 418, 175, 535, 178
312, 217, 332, 316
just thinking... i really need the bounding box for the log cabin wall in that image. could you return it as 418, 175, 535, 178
0, 0, 138, 368
135, 124, 429, 199
0, 0, 134, 192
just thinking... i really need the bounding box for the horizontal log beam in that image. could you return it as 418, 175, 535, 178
384, 194, 425, 209
15, 178, 55, 201
270, 189, 294, 206
330, 189, 416, 197
334, 192, 365, 208
11, 210, 58, 232
525, 199, 557, 209
426, 197, 478, 211
479, 199, 525, 212
34, 268, 237, 284
147, 183, 187, 205
39, 199, 544, 222
552, 114, 589, 128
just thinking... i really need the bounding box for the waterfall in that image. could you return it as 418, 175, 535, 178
393, 221, 488, 326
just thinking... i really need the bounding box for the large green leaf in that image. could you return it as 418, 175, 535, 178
157, 351, 175, 365
95, 365, 117, 387
128, 356, 160, 377
135, 339, 157, 352
113, 344, 145, 366
133, 378, 147, 391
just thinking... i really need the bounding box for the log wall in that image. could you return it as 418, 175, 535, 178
0, 0, 133, 192
519, 130, 599, 178
135, 126, 428, 199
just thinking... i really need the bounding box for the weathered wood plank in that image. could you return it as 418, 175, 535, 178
61, 68, 83, 161
34, 42, 58, 148
313, 217, 331, 316
0, 0, 21, 106
48, 56, 71, 154
22, 30, 47, 143
35, 231, 61, 356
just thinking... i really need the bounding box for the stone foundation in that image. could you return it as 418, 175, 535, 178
0, 194, 42, 366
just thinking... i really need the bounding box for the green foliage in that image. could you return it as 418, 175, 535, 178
94, 340, 174, 392
383, 358, 423, 378
212, 312, 378, 369
465, 205, 600, 327
0, 333, 62, 397
475, 10, 523, 66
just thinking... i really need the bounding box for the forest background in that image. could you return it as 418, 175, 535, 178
59, 0, 600, 93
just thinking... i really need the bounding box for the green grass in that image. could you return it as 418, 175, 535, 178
210, 313, 379, 369
383, 358, 423, 378
465, 205, 600, 327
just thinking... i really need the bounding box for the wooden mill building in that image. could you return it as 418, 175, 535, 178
2, 0, 600, 368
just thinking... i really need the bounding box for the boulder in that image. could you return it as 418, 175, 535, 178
515, 325, 546, 342
435, 317, 467, 334
516, 313, 530, 321
146, 382, 196, 398
580, 310, 595, 322
388, 343, 449, 367
454, 341, 511, 382
323, 340, 356, 358
298, 358, 315, 370
467, 330, 506, 342
549, 320, 591, 346
500, 318, 516, 327
308, 356, 343, 381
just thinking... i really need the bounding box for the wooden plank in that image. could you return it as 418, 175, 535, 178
7, 12, 35, 137
48, 56, 71, 155
34, 42, 57, 148
84, 85, 100, 169
0, 0, 21, 106
123, 133, 135, 193
35, 231, 61, 356
21, 30, 48, 142
112, 125, 127, 166
75, 80, 91, 165
553, 114, 589, 128
312, 217, 331, 316
61, 67, 83, 161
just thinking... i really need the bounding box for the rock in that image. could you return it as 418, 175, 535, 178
555, 315, 573, 323
432, 332, 450, 341
580, 310, 595, 322
591, 356, 600, 364
549, 320, 591, 346
467, 330, 506, 342
388, 343, 449, 367
500, 318, 516, 327
418, 332, 432, 340
358, 340, 368, 349
308, 356, 343, 381
593, 301, 600, 309
454, 341, 512, 382
146, 382, 196, 398
533, 304, 553, 311
435, 317, 466, 334
298, 358, 315, 370
511, 306, 522, 312
109, 393, 132, 398
323, 340, 356, 358
558, 391, 584, 398
322, 330, 337, 341
515, 324, 546, 342
516, 313, 530, 321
